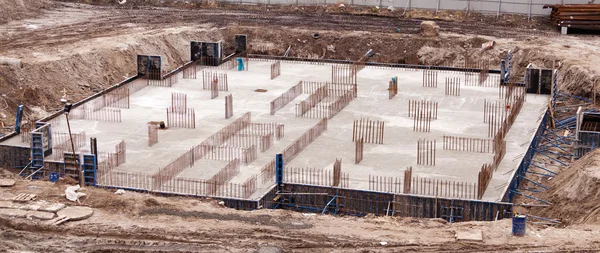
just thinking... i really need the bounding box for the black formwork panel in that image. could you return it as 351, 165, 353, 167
266, 183, 513, 222
219, 198, 259, 210
540, 69, 553, 94
44, 161, 65, 178
0, 145, 30, 169
526, 68, 541, 94
526, 68, 552, 95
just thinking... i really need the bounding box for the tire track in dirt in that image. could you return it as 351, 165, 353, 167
0, 3, 561, 54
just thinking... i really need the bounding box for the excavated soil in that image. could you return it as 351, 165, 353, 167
2, 174, 600, 252
528, 150, 600, 225
0, 0, 53, 24
1, 4, 599, 133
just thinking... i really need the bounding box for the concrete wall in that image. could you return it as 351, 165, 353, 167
218, 0, 591, 16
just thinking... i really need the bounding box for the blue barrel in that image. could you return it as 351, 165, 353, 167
512, 215, 526, 236
237, 58, 245, 71
49, 172, 59, 183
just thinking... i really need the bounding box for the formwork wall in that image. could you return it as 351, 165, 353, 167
259, 184, 512, 221
0, 145, 30, 169
502, 110, 548, 202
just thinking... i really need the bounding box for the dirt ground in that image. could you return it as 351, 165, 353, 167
511, 149, 600, 226
1, 1, 599, 132
2, 171, 600, 252
2, 1, 600, 251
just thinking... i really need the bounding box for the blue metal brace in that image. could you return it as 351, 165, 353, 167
528, 214, 560, 224
511, 190, 552, 205
526, 170, 555, 178
530, 162, 557, 175
518, 188, 543, 193
533, 149, 569, 166
520, 176, 549, 190
321, 195, 338, 215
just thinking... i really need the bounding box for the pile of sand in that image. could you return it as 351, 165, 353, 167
531, 149, 600, 225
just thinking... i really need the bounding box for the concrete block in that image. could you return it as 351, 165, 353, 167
0, 179, 16, 187
0, 201, 17, 209
57, 206, 94, 221
0, 208, 28, 218
455, 229, 483, 242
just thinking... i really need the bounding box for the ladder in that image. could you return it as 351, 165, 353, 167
26, 132, 45, 179
63, 153, 80, 181
82, 154, 97, 186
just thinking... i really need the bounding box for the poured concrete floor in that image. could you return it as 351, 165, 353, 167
1, 59, 548, 201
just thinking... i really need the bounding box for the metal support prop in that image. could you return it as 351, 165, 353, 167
520, 176, 549, 190
511, 190, 552, 205
530, 162, 557, 175
14, 105, 24, 134
321, 195, 338, 215
527, 214, 560, 224
533, 148, 569, 166
276, 153, 284, 192
526, 170, 555, 178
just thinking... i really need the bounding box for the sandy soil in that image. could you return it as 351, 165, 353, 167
515, 149, 600, 226
0, 0, 53, 25
1, 174, 600, 252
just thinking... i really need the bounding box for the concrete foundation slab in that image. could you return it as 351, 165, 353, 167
1, 59, 547, 202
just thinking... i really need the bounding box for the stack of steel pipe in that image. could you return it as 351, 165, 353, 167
544, 4, 600, 30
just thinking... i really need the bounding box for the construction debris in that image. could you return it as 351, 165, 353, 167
420, 21, 439, 37
0, 56, 22, 67
0, 209, 55, 220
455, 230, 483, 242
12, 193, 37, 202
64, 185, 86, 202
0, 178, 16, 187
481, 41, 495, 50
49, 206, 94, 225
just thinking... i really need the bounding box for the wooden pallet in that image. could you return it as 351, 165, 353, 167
12, 193, 37, 202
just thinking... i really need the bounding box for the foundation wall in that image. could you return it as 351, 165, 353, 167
0, 55, 541, 221
261, 184, 512, 221
0, 145, 30, 169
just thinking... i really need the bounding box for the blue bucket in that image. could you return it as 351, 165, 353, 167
512, 216, 526, 236
49, 172, 59, 183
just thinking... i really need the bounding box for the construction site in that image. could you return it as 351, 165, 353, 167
1, 0, 600, 252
